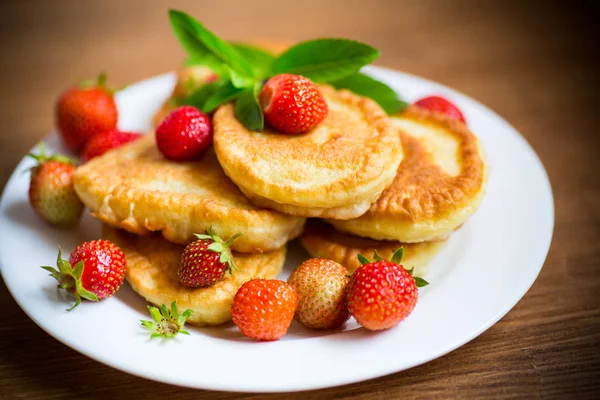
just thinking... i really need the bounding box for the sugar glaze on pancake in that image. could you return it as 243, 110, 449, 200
212, 85, 403, 220
74, 135, 305, 253
329, 106, 488, 243
103, 225, 285, 326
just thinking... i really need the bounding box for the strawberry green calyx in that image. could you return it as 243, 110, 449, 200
357, 247, 429, 288
27, 143, 76, 167
194, 226, 243, 274
41, 247, 98, 311
79, 72, 122, 94
141, 301, 193, 339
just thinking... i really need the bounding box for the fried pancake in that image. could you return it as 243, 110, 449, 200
153, 65, 216, 126
103, 225, 285, 326
328, 106, 488, 243
73, 135, 305, 253
213, 86, 403, 220
301, 220, 446, 276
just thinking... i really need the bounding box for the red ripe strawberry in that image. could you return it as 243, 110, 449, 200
178, 227, 242, 288
231, 279, 297, 341
28, 144, 83, 228
56, 73, 118, 153
81, 130, 142, 162
41, 240, 126, 311
347, 249, 428, 331
259, 74, 328, 134
413, 95, 466, 123
287, 258, 350, 329
155, 106, 213, 161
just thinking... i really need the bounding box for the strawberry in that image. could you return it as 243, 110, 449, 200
178, 227, 242, 288
287, 258, 350, 329
413, 95, 466, 123
347, 249, 428, 331
27, 144, 84, 228
81, 129, 142, 162
155, 106, 213, 161
56, 73, 118, 153
259, 74, 328, 134
41, 240, 126, 311
231, 279, 297, 341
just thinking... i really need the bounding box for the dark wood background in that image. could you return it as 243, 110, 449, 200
1, 0, 599, 398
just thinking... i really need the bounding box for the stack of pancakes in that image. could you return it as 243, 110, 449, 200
73, 66, 488, 326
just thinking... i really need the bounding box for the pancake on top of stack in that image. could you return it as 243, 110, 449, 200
212, 85, 403, 220
302, 105, 488, 274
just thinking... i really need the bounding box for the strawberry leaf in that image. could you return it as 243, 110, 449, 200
272, 39, 379, 83
235, 83, 264, 131
169, 10, 255, 80
414, 277, 429, 288
373, 250, 384, 262
391, 247, 404, 265
357, 253, 371, 265
331, 72, 408, 115
141, 301, 193, 338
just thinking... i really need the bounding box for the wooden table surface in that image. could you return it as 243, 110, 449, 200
1, 0, 599, 398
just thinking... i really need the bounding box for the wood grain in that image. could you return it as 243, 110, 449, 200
1, 0, 599, 398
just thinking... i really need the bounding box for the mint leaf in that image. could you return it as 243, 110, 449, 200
235, 83, 263, 131
202, 81, 244, 112
331, 72, 408, 114
181, 81, 222, 109
231, 43, 276, 78
272, 39, 379, 83
169, 10, 255, 80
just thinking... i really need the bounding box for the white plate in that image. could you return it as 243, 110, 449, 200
0, 66, 554, 393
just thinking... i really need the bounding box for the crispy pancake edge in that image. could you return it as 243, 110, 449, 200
330, 106, 489, 242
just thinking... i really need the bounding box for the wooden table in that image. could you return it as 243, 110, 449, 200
1, 1, 599, 398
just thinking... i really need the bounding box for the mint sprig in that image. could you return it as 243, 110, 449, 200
331, 72, 408, 114
169, 9, 409, 131
272, 39, 379, 83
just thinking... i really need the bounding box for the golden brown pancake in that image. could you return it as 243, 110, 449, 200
74, 135, 305, 253
301, 220, 446, 276
328, 106, 488, 242
213, 86, 403, 220
103, 225, 285, 326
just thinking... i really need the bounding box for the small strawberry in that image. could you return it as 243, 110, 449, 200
259, 74, 328, 134
347, 248, 429, 331
231, 279, 297, 341
56, 73, 118, 153
178, 227, 242, 288
81, 129, 142, 162
41, 240, 126, 311
413, 95, 466, 123
287, 258, 350, 329
141, 301, 193, 339
28, 144, 84, 228
155, 106, 213, 161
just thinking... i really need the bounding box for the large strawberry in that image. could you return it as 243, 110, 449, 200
81, 129, 142, 162
259, 74, 328, 134
42, 240, 126, 311
56, 73, 118, 153
347, 248, 428, 331
287, 258, 350, 329
231, 279, 297, 341
178, 227, 242, 288
28, 144, 83, 227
